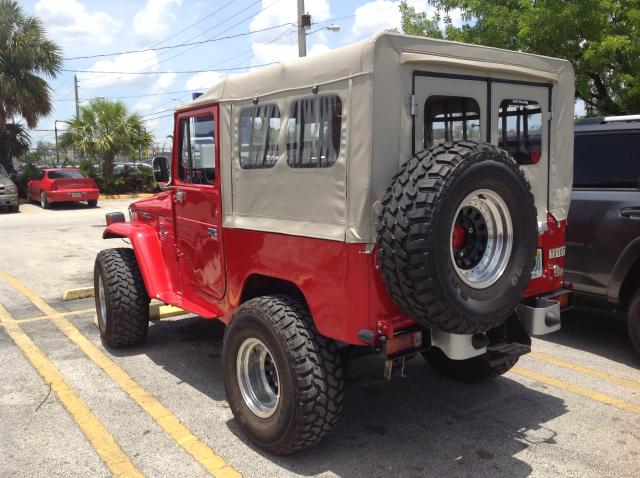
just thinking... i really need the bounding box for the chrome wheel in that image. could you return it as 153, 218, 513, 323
450, 189, 513, 289
97, 273, 107, 334
236, 337, 280, 418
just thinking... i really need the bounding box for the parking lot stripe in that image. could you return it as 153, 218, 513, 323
0, 267, 241, 478
0, 304, 144, 478
512, 366, 640, 415
15, 308, 97, 324
528, 351, 640, 391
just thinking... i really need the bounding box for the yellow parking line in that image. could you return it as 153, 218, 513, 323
0, 304, 143, 478
512, 366, 640, 415
16, 308, 97, 324
0, 268, 241, 478
528, 351, 640, 392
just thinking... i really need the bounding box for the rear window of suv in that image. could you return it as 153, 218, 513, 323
574, 132, 640, 188
48, 170, 86, 179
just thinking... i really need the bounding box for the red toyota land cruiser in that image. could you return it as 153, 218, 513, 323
94, 33, 575, 454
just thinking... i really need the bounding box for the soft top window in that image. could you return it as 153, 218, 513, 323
48, 170, 85, 179
239, 104, 281, 169
498, 99, 542, 165
286, 95, 342, 168
425, 95, 481, 147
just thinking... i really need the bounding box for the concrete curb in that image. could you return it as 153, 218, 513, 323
91, 302, 186, 328
62, 287, 94, 301
100, 193, 155, 200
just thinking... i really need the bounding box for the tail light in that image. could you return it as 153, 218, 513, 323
530, 147, 541, 164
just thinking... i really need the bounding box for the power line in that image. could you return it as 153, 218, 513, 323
64, 61, 278, 75
63, 23, 293, 60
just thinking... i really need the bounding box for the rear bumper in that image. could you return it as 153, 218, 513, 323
46, 189, 100, 202
0, 193, 18, 206
516, 288, 573, 336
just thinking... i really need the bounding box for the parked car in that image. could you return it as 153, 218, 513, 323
27, 168, 100, 208
0, 164, 19, 212
113, 162, 152, 175
93, 32, 575, 454
565, 115, 640, 353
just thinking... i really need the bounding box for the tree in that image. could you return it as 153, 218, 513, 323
59, 99, 154, 180
0, 0, 62, 172
0, 123, 29, 171
401, 1, 640, 116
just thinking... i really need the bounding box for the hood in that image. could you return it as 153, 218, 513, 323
0, 176, 16, 188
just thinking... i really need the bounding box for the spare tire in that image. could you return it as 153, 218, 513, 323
377, 141, 537, 334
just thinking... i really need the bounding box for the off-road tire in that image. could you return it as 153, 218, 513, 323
87, 199, 98, 207
40, 191, 50, 209
94, 248, 150, 347
627, 291, 640, 354
223, 295, 344, 454
377, 141, 538, 334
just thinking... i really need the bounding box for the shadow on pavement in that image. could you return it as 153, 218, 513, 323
541, 307, 640, 368
113, 316, 568, 478
41, 201, 102, 211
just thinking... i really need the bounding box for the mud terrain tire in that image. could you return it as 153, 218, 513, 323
223, 295, 344, 454
94, 248, 150, 347
377, 141, 537, 334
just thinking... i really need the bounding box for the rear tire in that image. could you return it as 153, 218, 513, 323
87, 199, 98, 207
94, 248, 150, 347
627, 291, 640, 354
222, 295, 344, 454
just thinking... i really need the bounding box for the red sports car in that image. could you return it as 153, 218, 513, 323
27, 168, 100, 209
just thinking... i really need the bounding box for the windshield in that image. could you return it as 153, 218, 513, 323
0, 165, 7, 178
48, 170, 86, 179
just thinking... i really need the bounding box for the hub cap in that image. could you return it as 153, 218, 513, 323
97, 273, 107, 334
450, 189, 513, 289
236, 338, 280, 418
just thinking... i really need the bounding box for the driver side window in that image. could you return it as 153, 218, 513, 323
178, 114, 216, 185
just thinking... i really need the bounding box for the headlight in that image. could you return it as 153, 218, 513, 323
128, 207, 138, 222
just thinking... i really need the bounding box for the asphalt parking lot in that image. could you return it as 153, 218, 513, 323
1, 200, 639, 478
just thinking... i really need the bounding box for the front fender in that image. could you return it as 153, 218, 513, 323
103, 222, 174, 302
608, 236, 640, 304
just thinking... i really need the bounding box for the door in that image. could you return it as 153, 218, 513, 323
414, 75, 487, 153
173, 105, 226, 302
491, 83, 550, 225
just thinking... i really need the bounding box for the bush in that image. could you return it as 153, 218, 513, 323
95, 165, 157, 195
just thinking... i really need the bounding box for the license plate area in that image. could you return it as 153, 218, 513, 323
71, 192, 82, 198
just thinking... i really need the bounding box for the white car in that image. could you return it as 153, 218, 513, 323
0, 165, 19, 212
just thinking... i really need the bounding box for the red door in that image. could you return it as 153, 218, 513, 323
173, 105, 226, 304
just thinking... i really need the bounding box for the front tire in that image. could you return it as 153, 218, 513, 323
222, 295, 344, 454
94, 248, 150, 347
40, 191, 50, 209
627, 291, 640, 354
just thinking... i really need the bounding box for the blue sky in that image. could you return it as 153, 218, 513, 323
22, 0, 443, 145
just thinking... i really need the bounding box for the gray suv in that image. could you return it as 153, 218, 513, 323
0, 165, 19, 212
565, 115, 640, 353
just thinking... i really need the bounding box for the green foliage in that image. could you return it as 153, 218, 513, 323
94, 166, 157, 195
59, 98, 154, 181
0, 123, 30, 173
401, 0, 640, 116
0, 0, 61, 173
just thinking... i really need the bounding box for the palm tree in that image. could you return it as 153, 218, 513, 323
59, 99, 154, 181
0, 0, 62, 173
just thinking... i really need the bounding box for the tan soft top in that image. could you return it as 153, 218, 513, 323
178, 32, 575, 243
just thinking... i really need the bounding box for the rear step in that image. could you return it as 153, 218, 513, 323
486, 342, 531, 368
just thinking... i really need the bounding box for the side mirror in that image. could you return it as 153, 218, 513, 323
152, 156, 170, 187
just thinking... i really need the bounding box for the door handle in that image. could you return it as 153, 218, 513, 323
620, 207, 640, 220
207, 226, 218, 239
175, 190, 185, 203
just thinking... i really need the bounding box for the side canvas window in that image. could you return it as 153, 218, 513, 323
238, 104, 281, 169
498, 99, 542, 165
425, 96, 481, 147
178, 114, 216, 185
286, 95, 342, 168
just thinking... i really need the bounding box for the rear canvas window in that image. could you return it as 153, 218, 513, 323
574, 132, 640, 188
239, 104, 281, 169
286, 95, 342, 168
48, 170, 85, 179
498, 99, 543, 165
424, 96, 481, 147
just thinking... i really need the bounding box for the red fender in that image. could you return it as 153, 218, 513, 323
103, 222, 174, 302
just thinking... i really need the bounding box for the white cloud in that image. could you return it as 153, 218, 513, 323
133, 0, 183, 41
134, 72, 177, 112
249, 0, 331, 66
351, 0, 401, 38
185, 71, 225, 92
78, 51, 161, 90
35, 0, 121, 45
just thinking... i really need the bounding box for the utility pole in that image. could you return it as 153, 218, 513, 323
54, 121, 60, 164
297, 0, 310, 57
74, 74, 80, 119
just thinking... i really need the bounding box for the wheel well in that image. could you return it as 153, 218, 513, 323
619, 258, 640, 308
240, 274, 305, 304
